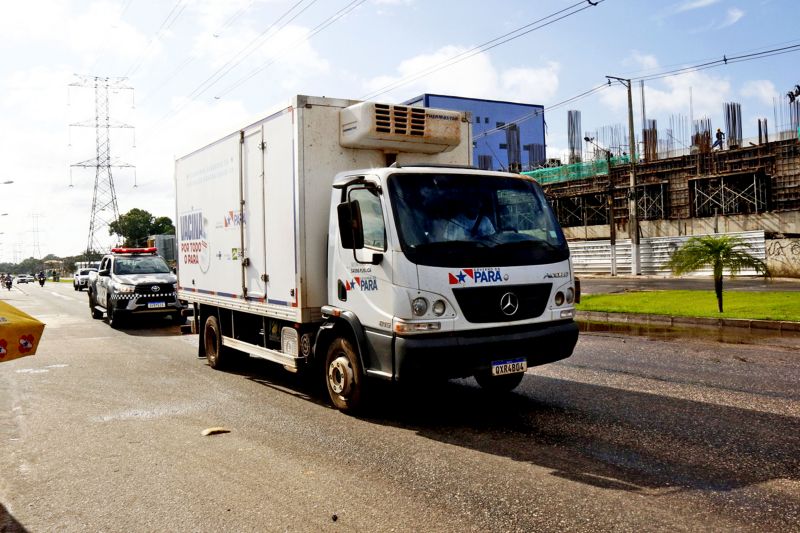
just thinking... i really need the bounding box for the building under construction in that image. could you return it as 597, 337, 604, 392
522, 97, 800, 276
530, 135, 800, 240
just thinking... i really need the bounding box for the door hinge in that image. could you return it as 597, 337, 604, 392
261, 274, 269, 282
259, 141, 266, 151
241, 257, 250, 267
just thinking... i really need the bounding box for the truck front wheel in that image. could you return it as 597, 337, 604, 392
325, 338, 364, 413
204, 315, 228, 370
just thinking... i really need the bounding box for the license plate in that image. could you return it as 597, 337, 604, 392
147, 302, 166, 309
491, 357, 527, 376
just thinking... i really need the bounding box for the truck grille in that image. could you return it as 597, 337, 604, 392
452, 283, 552, 323
375, 104, 425, 136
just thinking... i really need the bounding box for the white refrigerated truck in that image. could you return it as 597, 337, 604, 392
175, 95, 579, 412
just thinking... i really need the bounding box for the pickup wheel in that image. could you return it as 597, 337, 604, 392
474, 370, 524, 394
107, 296, 124, 329
88, 291, 103, 319
204, 315, 228, 369
325, 338, 365, 413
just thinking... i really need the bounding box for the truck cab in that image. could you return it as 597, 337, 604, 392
320, 165, 579, 409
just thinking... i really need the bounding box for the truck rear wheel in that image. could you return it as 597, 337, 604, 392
474, 370, 524, 394
325, 338, 364, 413
204, 315, 228, 370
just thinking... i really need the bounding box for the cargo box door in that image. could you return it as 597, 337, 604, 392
242, 126, 267, 300
263, 111, 297, 307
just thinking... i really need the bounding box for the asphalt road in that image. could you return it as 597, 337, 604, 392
1, 282, 798, 532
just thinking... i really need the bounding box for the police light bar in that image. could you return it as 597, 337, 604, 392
111, 247, 158, 254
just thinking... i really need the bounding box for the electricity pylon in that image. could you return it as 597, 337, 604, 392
69, 75, 135, 254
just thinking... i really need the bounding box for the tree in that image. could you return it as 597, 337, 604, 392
109, 209, 174, 247
667, 235, 768, 312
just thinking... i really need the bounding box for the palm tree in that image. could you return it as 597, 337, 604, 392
667, 235, 768, 312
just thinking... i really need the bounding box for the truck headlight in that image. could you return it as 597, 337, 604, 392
116, 284, 135, 294
432, 300, 446, 316
554, 291, 565, 306
566, 287, 575, 304
412, 297, 428, 317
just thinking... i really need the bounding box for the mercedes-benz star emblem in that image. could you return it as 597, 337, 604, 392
499, 292, 519, 316
151, 285, 161, 292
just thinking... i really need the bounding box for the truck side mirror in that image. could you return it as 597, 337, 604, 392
99, 269, 111, 277
337, 200, 365, 250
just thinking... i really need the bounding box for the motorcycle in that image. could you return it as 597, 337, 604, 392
38, 277, 45, 287
4, 278, 12, 291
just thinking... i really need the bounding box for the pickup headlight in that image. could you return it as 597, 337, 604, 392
116, 284, 135, 294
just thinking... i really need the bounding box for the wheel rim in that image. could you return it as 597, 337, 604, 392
328, 355, 353, 396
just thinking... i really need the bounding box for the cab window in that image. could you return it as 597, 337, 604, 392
349, 187, 386, 251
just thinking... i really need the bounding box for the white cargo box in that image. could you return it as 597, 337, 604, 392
175, 95, 472, 323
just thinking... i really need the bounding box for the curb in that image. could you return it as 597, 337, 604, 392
577, 310, 800, 333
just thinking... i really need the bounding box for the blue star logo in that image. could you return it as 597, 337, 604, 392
456, 271, 467, 283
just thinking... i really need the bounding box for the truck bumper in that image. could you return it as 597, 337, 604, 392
393, 320, 579, 381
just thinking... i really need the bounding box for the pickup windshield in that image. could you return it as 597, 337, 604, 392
113, 256, 171, 275
388, 172, 569, 267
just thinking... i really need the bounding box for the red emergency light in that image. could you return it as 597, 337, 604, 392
111, 247, 158, 255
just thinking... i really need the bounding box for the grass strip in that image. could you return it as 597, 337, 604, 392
576, 290, 800, 322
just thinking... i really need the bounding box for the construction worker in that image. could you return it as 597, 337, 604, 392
712, 128, 725, 150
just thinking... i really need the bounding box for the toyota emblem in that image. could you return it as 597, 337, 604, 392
499, 292, 519, 316
151, 285, 161, 292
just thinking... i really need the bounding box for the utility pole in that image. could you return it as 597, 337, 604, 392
607, 76, 640, 275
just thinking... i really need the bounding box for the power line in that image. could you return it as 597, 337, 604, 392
214, 0, 368, 99
142, 0, 318, 136
360, 0, 605, 101
125, 0, 189, 78
631, 43, 800, 83
472, 83, 610, 141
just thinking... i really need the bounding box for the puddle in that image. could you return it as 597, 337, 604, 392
578, 320, 800, 346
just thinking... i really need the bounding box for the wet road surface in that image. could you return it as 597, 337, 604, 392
1, 282, 798, 532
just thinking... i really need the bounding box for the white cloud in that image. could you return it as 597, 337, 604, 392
741, 80, 777, 105
363, 46, 559, 105
601, 54, 731, 122
675, 0, 720, 13
719, 7, 745, 27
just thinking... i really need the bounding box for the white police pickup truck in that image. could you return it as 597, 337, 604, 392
88, 247, 184, 328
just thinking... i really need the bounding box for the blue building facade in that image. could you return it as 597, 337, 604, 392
404, 94, 546, 171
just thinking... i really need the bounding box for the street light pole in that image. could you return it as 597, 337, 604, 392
606, 76, 640, 275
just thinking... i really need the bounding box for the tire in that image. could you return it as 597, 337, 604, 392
204, 315, 228, 370
74, 283, 79, 291
89, 291, 103, 319
474, 370, 524, 394
324, 338, 365, 413
107, 296, 124, 329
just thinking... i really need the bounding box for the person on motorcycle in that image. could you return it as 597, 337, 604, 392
37, 271, 46, 287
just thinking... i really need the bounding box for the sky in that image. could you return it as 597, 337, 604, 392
0, 0, 798, 261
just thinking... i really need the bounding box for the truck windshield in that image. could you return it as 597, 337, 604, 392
388, 172, 569, 267
114, 256, 171, 275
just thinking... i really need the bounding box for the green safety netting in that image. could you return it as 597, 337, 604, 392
522, 155, 631, 185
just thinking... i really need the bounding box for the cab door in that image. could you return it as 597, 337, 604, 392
332, 182, 394, 376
